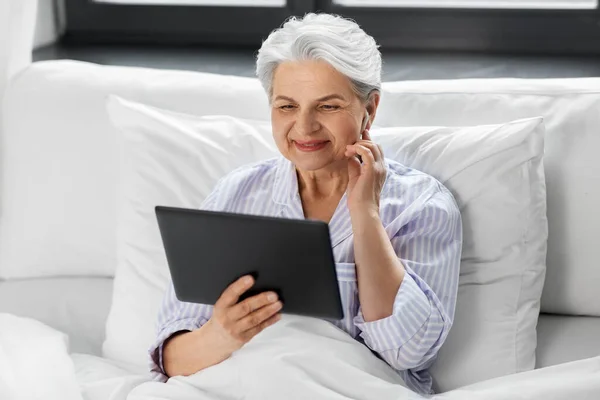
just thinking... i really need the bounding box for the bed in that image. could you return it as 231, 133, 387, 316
2, 278, 600, 400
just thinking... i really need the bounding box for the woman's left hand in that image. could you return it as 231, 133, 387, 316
345, 129, 387, 218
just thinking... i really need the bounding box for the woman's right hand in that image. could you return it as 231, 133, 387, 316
162, 275, 282, 378
207, 275, 283, 355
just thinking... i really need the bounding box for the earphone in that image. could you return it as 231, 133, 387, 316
360, 111, 370, 134
355, 111, 371, 164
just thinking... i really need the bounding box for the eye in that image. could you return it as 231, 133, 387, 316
278, 104, 296, 111
320, 104, 340, 111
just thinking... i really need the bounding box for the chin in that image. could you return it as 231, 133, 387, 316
292, 157, 330, 172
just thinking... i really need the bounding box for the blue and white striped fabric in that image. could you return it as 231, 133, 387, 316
150, 156, 462, 395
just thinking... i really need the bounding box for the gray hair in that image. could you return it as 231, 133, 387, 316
256, 13, 382, 104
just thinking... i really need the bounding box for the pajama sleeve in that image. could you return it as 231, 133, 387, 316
353, 189, 462, 393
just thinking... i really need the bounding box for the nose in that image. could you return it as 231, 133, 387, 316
294, 109, 320, 136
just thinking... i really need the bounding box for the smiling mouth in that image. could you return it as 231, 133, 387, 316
294, 140, 329, 152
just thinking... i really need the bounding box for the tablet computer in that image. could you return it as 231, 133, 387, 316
155, 205, 344, 320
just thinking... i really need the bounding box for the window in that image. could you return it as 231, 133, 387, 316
64, 0, 600, 53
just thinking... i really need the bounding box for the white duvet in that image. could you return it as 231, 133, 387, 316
129, 315, 418, 400
128, 315, 600, 400
0, 313, 82, 400
2, 313, 600, 400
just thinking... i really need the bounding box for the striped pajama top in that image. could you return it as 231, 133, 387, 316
150, 156, 462, 395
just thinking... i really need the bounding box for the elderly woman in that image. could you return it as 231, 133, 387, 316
150, 13, 462, 395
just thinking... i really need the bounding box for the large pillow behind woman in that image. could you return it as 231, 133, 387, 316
103, 95, 546, 392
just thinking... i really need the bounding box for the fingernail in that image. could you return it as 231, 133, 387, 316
268, 293, 277, 301
245, 276, 253, 285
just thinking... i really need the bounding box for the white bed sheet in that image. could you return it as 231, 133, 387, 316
67, 317, 600, 400
71, 353, 149, 400
125, 315, 600, 400
0, 277, 113, 355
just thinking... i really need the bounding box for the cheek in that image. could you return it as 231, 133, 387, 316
325, 115, 360, 145
270, 114, 293, 146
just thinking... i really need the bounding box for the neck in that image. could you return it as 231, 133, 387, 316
296, 160, 348, 199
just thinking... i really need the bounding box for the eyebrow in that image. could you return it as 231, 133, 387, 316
273, 94, 347, 102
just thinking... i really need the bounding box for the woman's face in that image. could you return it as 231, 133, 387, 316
271, 60, 374, 173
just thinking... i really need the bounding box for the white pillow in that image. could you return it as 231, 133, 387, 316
376, 124, 547, 391
0, 313, 83, 400
103, 96, 547, 392
103, 96, 279, 367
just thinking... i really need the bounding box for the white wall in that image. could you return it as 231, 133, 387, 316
34, 0, 65, 49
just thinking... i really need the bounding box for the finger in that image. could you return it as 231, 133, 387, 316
229, 291, 278, 321
356, 140, 382, 161
344, 146, 363, 159
344, 148, 363, 167
240, 312, 282, 341
348, 144, 375, 167
215, 275, 254, 309
347, 153, 362, 178
237, 300, 283, 333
